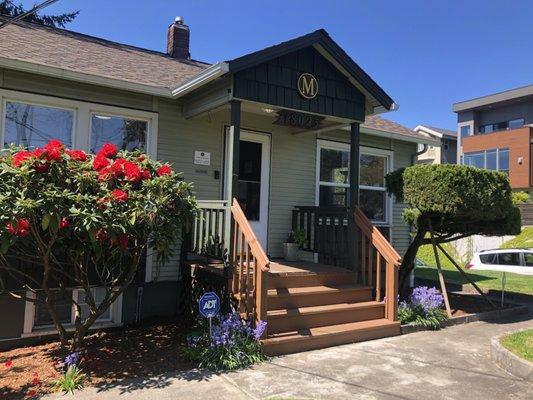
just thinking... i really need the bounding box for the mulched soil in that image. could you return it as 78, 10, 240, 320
448, 292, 513, 317
0, 319, 194, 400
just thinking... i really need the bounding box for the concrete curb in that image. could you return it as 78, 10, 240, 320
401, 304, 529, 335
491, 329, 533, 381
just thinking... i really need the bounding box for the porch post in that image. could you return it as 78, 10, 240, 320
229, 100, 241, 200
348, 122, 360, 278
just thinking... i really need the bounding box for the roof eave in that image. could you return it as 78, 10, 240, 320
0, 57, 174, 97
354, 125, 441, 146
171, 62, 229, 98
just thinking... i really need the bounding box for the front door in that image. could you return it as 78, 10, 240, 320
237, 131, 271, 249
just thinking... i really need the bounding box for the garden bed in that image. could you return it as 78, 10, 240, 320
401, 293, 528, 334
0, 319, 193, 399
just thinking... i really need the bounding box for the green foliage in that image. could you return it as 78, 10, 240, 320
53, 366, 86, 394
184, 313, 267, 371
501, 329, 533, 362
0, 1, 79, 28
398, 305, 448, 330
417, 242, 464, 269
501, 227, 533, 249
512, 191, 530, 204
386, 164, 521, 236
293, 229, 307, 248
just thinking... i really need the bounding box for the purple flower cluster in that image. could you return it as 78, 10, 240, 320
410, 286, 444, 313
187, 312, 267, 350
63, 351, 80, 368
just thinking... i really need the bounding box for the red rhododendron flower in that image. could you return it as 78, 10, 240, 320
97, 167, 113, 182
26, 389, 37, 398
7, 219, 30, 237
4, 360, 13, 368
141, 169, 151, 180
156, 165, 172, 176
67, 149, 87, 161
93, 153, 109, 171
46, 139, 63, 149
110, 158, 126, 178
111, 189, 128, 202
99, 143, 118, 158
44, 140, 64, 162
32, 148, 45, 158
123, 161, 141, 182
59, 217, 69, 229
12, 151, 32, 167
33, 161, 50, 173
31, 373, 41, 386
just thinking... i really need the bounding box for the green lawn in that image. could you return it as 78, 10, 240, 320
501, 329, 533, 362
415, 243, 533, 295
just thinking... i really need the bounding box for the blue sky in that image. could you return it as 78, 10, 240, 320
20, 0, 533, 130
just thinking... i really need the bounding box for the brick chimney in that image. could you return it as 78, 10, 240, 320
167, 16, 190, 59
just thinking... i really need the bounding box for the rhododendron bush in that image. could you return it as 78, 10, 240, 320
0, 140, 196, 350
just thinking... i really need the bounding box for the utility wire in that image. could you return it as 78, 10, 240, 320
0, 0, 60, 29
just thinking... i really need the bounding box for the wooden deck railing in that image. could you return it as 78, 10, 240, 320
355, 208, 401, 321
191, 200, 231, 259
230, 198, 270, 325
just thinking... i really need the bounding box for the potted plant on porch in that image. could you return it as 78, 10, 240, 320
283, 230, 308, 261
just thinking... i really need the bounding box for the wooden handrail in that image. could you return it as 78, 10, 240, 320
230, 198, 269, 326
354, 207, 400, 322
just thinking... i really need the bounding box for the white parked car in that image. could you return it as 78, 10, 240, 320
466, 248, 533, 275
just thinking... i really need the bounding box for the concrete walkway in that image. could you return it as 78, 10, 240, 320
44, 316, 533, 400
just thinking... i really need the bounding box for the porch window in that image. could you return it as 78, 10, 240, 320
3, 101, 74, 148
316, 140, 392, 224
90, 113, 148, 153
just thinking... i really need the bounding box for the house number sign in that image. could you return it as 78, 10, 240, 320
297, 73, 318, 99
273, 109, 324, 130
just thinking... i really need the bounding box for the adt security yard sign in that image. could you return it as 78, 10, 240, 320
199, 292, 220, 318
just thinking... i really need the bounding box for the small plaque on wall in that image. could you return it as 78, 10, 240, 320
194, 151, 211, 166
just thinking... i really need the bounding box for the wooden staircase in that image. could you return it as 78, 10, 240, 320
261, 262, 400, 355
228, 199, 402, 356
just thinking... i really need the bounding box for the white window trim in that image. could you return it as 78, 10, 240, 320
22, 289, 123, 337
315, 139, 394, 226
0, 89, 158, 283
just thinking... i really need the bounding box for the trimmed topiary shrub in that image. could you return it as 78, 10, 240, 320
386, 164, 521, 291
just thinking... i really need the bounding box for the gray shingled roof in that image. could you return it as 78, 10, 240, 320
362, 115, 433, 143
0, 18, 210, 89
423, 125, 457, 138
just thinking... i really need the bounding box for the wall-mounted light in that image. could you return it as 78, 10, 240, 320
262, 108, 276, 114
518, 157, 524, 165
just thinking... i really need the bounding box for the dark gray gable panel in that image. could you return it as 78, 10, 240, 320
233, 46, 366, 121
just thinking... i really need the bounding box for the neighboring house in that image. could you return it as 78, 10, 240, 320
0, 17, 434, 350
454, 84, 533, 191
413, 125, 457, 164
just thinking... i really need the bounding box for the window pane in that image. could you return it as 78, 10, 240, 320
360, 154, 386, 187
498, 252, 520, 265
498, 149, 509, 172
463, 152, 485, 168
238, 181, 261, 220
360, 189, 386, 222
460, 125, 471, 138
524, 253, 533, 267
91, 114, 147, 153
4, 101, 73, 149
319, 185, 347, 207
486, 150, 497, 170
78, 288, 111, 321
34, 290, 72, 327
509, 118, 524, 130
480, 253, 496, 264
320, 148, 349, 184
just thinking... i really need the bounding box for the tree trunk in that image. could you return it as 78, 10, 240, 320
398, 221, 427, 298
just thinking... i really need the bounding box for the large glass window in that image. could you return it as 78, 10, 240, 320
238, 140, 262, 221
486, 149, 497, 170
460, 125, 471, 138
78, 288, 111, 321
498, 148, 509, 174
317, 142, 391, 223
463, 152, 485, 168
509, 118, 525, 129
3, 101, 73, 148
91, 114, 147, 153
34, 290, 73, 327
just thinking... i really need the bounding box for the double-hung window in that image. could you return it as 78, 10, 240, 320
316, 140, 392, 225
3, 100, 74, 149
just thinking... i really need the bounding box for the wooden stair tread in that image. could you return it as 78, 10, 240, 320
267, 284, 369, 297
267, 301, 383, 318
263, 318, 399, 344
